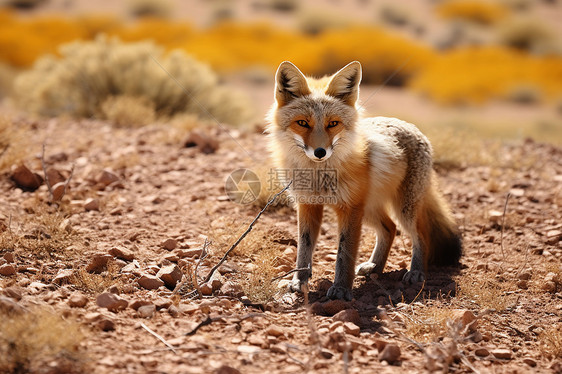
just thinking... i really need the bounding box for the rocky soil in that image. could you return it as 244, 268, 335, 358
0, 117, 561, 373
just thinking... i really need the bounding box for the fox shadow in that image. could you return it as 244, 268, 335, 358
306, 266, 463, 332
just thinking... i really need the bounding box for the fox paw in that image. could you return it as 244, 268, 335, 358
403, 270, 425, 284
289, 278, 308, 293
356, 262, 377, 276
327, 285, 352, 301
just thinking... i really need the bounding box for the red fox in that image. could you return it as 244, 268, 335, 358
266, 61, 462, 301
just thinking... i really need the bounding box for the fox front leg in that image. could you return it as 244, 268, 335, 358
327, 205, 364, 301
290, 204, 323, 293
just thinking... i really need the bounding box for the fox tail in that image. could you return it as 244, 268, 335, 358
418, 175, 462, 268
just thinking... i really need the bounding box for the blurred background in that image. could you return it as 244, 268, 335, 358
0, 0, 561, 152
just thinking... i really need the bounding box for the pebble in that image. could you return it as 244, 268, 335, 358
96, 292, 128, 312
2, 286, 23, 300
86, 253, 112, 273
0, 264, 16, 276
522, 357, 537, 367
266, 325, 284, 337
51, 182, 67, 201
162, 238, 178, 251
452, 309, 478, 332
322, 299, 351, 316
184, 131, 219, 154
137, 304, 156, 318
215, 365, 241, 374
97, 317, 116, 332
491, 349, 512, 360
84, 198, 101, 211
96, 169, 120, 187
3, 252, 14, 263
333, 309, 361, 325
11, 164, 43, 191
176, 248, 202, 258
379, 343, 401, 364
68, 292, 89, 308
109, 247, 134, 261
200, 283, 213, 296
168, 305, 180, 318
156, 264, 182, 288
130, 299, 153, 311
474, 347, 490, 357
342, 322, 361, 337
53, 269, 74, 285
137, 274, 165, 290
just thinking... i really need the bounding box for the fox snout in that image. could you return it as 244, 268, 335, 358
293, 134, 334, 162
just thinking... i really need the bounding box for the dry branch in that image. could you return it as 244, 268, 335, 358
202, 181, 292, 284
140, 322, 178, 355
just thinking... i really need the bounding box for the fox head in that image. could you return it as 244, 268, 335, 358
267, 61, 362, 166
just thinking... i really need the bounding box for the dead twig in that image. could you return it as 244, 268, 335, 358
499, 192, 511, 261
41, 143, 53, 201
184, 313, 261, 336
202, 181, 292, 284
60, 163, 75, 201
271, 265, 310, 282
172, 238, 210, 297
140, 322, 178, 355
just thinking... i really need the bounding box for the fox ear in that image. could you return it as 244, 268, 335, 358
325, 61, 362, 106
275, 61, 311, 107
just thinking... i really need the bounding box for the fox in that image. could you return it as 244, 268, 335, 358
266, 61, 462, 301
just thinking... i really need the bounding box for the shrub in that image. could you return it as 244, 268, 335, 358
0, 308, 85, 373
496, 16, 559, 55
296, 8, 351, 36
436, 0, 509, 26
14, 36, 252, 126
100, 95, 156, 127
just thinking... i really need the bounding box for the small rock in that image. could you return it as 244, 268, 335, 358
379, 343, 401, 364
522, 357, 537, 367
319, 348, 334, 359
97, 317, 115, 331
68, 292, 89, 308
156, 264, 182, 288
84, 198, 100, 211
220, 281, 244, 297
546, 230, 562, 244
184, 131, 219, 154
162, 238, 178, 251
51, 182, 67, 202
491, 349, 512, 360
154, 298, 173, 310
342, 322, 361, 337
109, 247, 134, 261
137, 304, 156, 318
46, 167, 66, 186
11, 164, 43, 191
209, 273, 223, 291
3, 252, 14, 263
214, 365, 241, 374
168, 304, 180, 318
322, 299, 351, 316
452, 309, 478, 332
200, 283, 213, 296
138, 274, 165, 290
266, 325, 284, 337
488, 210, 503, 223
96, 169, 120, 187
130, 299, 153, 311
96, 292, 128, 312
2, 287, 23, 300
53, 269, 74, 285
333, 309, 361, 325
176, 248, 202, 258
517, 270, 532, 280
0, 264, 16, 276
474, 347, 490, 357
86, 253, 112, 273
516, 279, 528, 289
541, 281, 557, 293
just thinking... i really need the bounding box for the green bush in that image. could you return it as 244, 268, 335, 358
14, 36, 252, 126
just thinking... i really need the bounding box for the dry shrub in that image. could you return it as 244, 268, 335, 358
455, 272, 515, 311
540, 323, 562, 359
296, 8, 351, 36
399, 304, 456, 343
436, 0, 509, 26
0, 208, 75, 259
0, 116, 27, 173
496, 16, 559, 55
410, 46, 562, 105
127, 0, 173, 19
100, 95, 156, 127
0, 62, 18, 97
0, 308, 86, 373
14, 36, 252, 126
241, 246, 279, 304
70, 261, 123, 294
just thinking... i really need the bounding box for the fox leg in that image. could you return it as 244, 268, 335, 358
356, 213, 396, 276
327, 205, 364, 301
290, 203, 324, 293
403, 232, 426, 283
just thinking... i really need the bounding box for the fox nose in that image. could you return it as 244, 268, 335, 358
314, 147, 327, 159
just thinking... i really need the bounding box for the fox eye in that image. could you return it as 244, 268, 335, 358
327, 120, 339, 128
296, 120, 310, 128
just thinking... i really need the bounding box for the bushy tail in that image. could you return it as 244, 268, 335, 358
418, 175, 462, 268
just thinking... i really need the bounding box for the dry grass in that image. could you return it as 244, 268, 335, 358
100, 95, 156, 127
14, 36, 252, 126
0, 207, 76, 259
0, 307, 86, 373
70, 261, 123, 294
0, 116, 28, 173
241, 246, 279, 304
539, 323, 562, 359
399, 304, 457, 343
455, 272, 515, 311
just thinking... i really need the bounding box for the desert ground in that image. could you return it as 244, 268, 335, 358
1, 0, 562, 373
